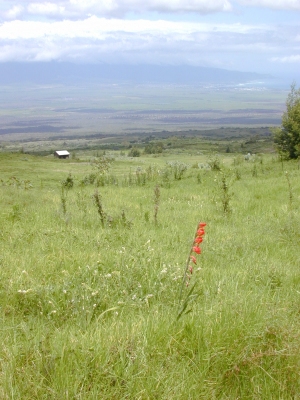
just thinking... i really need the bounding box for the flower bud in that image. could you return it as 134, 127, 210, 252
193, 246, 201, 254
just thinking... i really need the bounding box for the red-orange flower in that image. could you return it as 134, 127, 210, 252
197, 229, 205, 236
193, 246, 201, 254
198, 222, 207, 228
194, 237, 203, 244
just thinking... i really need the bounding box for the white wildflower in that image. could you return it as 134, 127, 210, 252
17, 289, 32, 294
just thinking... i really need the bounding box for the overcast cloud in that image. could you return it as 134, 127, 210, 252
0, 0, 299, 78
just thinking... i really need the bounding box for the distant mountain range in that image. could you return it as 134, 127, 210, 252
0, 62, 275, 86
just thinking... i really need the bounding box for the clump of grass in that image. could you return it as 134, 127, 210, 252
208, 154, 222, 170
167, 161, 188, 180
196, 171, 202, 184
1, 176, 33, 190
61, 173, 74, 189
144, 211, 150, 222
252, 164, 258, 177
234, 168, 242, 180
120, 209, 132, 228
92, 155, 112, 176
9, 204, 21, 221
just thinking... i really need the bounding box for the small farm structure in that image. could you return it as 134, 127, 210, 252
54, 150, 70, 159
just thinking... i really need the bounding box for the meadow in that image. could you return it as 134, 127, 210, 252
0, 145, 300, 399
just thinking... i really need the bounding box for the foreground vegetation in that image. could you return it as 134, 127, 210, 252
0, 147, 300, 399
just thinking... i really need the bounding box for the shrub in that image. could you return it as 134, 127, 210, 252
128, 147, 141, 157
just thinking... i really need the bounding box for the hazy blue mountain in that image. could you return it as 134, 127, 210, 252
0, 62, 275, 86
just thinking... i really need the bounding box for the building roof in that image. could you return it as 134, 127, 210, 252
55, 150, 70, 156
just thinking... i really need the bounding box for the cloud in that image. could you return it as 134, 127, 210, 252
1, 0, 300, 22
0, 18, 265, 40
0, 4, 299, 76
236, 0, 300, 11
272, 55, 300, 63
0, 16, 290, 73
0, 0, 233, 20
2, 5, 24, 20
27, 3, 66, 16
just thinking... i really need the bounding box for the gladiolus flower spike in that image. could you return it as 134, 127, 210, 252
177, 221, 207, 320
189, 221, 206, 271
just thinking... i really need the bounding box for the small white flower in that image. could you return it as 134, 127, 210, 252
17, 288, 32, 294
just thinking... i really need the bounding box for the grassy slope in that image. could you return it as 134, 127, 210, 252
0, 151, 300, 399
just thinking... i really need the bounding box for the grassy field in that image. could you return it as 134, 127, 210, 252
0, 147, 300, 399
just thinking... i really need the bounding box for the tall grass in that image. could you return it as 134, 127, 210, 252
0, 151, 299, 398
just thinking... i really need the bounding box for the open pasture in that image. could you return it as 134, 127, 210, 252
0, 148, 300, 399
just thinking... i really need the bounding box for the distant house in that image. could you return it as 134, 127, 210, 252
54, 150, 70, 159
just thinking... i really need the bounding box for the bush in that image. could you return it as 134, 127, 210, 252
128, 147, 141, 157
144, 142, 164, 154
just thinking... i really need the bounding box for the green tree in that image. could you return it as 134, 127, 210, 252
274, 83, 300, 159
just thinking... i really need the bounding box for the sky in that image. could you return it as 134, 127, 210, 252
0, 0, 299, 80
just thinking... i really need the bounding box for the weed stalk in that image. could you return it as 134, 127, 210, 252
93, 189, 106, 227
285, 171, 293, 209
220, 172, 232, 214
154, 184, 160, 225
